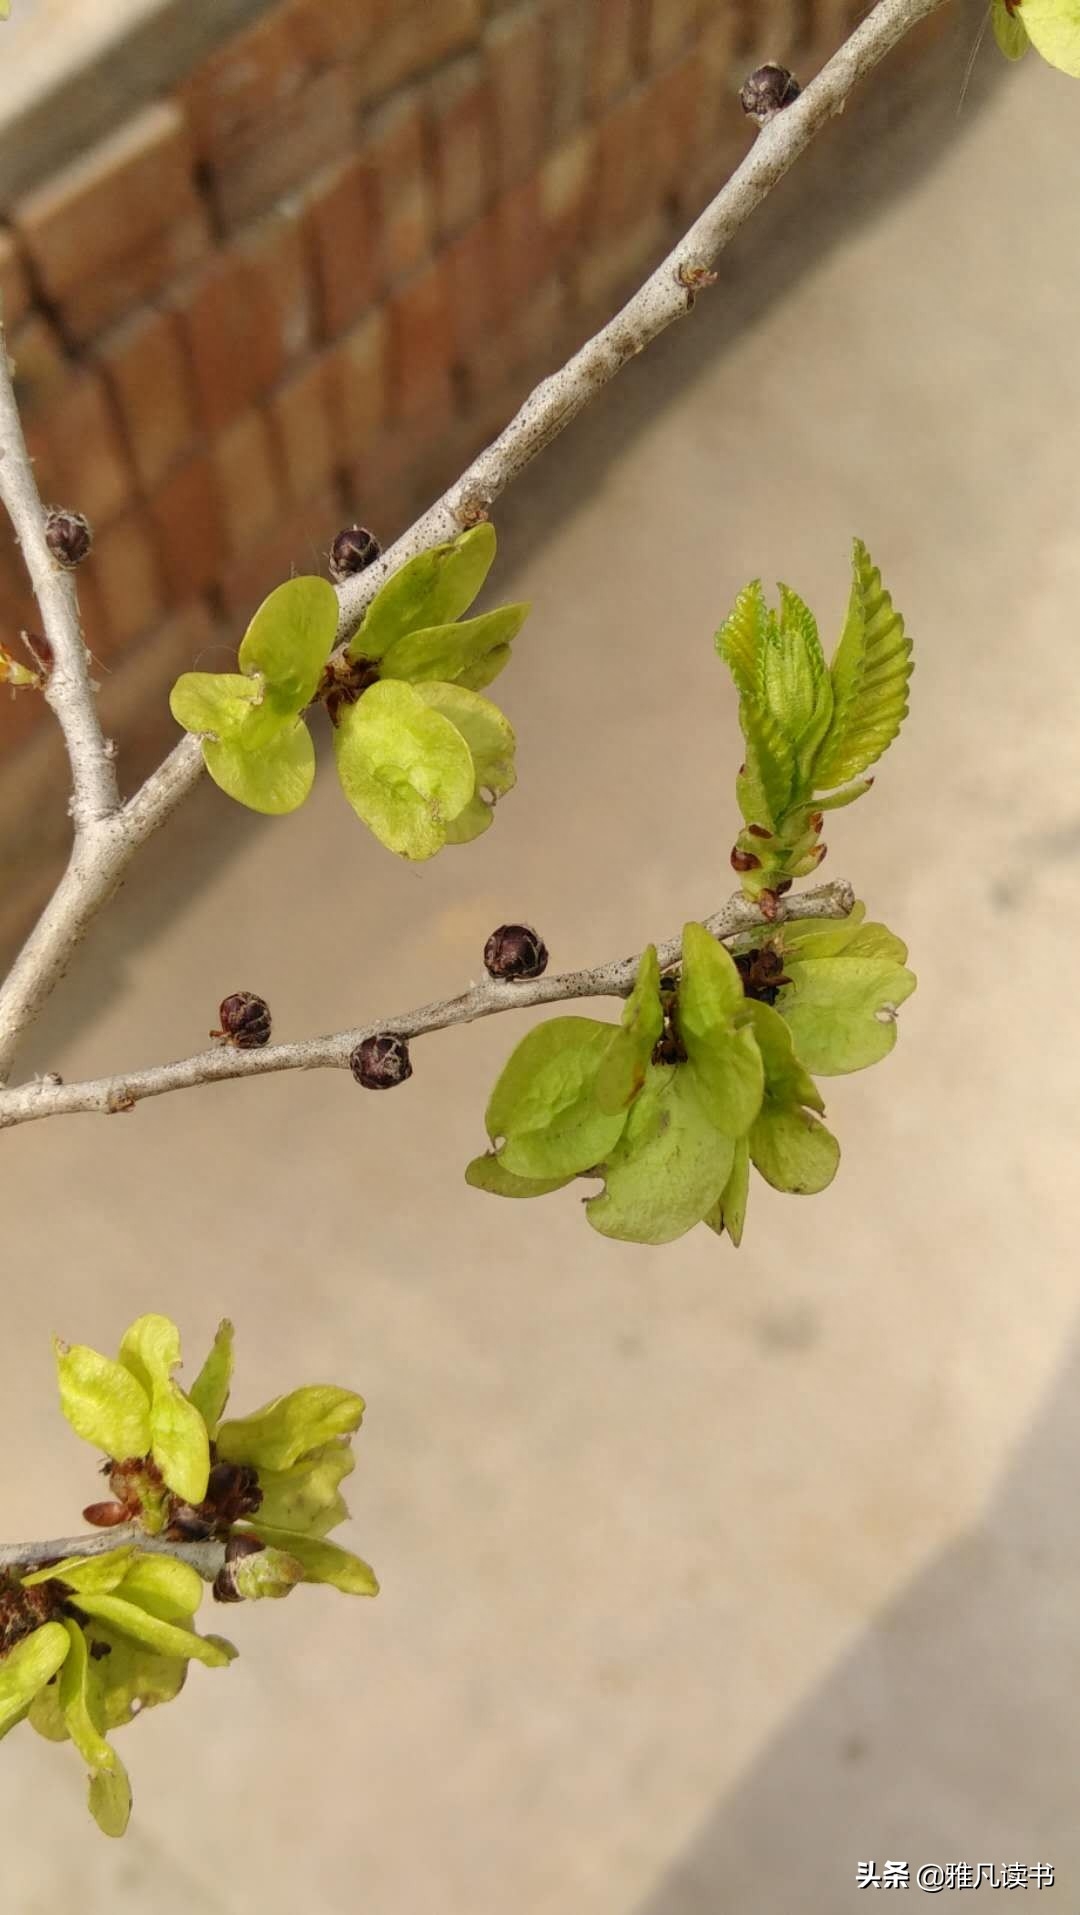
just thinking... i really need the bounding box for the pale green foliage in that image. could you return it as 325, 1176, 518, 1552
54, 1342, 152, 1462
171, 577, 337, 814
231, 1524, 379, 1595
0, 1623, 70, 1738
333, 679, 477, 859
350, 522, 497, 657
58, 1313, 210, 1506
169, 528, 528, 857
378, 604, 528, 688
585, 1064, 736, 1246
468, 528, 918, 1255
775, 913, 916, 1074
1008, 0, 1080, 71
485, 1018, 630, 1179
253, 1443, 355, 1536
217, 1384, 365, 1473
1, 1315, 378, 1836
717, 541, 912, 902
469, 919, 865, 1245
188, 1318, 234, 1437
415, 682, 517, 844
992, 0, 1031, 55
595, 946, 664, 1114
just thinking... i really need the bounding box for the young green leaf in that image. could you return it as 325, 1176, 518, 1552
84, 1633, 188, 1730
715, 580, 768, 699
775, 921, 916, 1074
812, 539, 912, 789
991, 0, 1031, 56
770, 900, 867, 958
58, 1622, 134, 1837
678, 924, 764, 1135
748, 1001, 824, 1114
351, 524, 497, 660
333, 679, 475, 858
378, 604, 528, 690
738, 694, 797, 829
412, 681, 516, 845
586, 1064, 735, 1245
55, 1341, 151, 1460
72, 1595, 231, 1668
237, 576, 338, 713
749, 1102, 840, 1195
253, 1442, 355, 1538
88, 1762, 134, 1840
747, 1001, 838, 1195
189, 1319, 234, 1437
704, 1135, 750, 1246
27, 1676, 69, 1743
0, 1623, 71, 1735
202, 719, 316, 815
217, 1385, 365, 1473
114, 1555, 203, 1624
239, 1523, 379, 1595
485, 1017, 629, 1179
148, 1381, 211, 1507
169, 671, 266, 743
465, 1153, 575, 1198
23, 1549, 136, 1595
761, 586, 831, 763
117, 1315, 181, 1399
1017, 0, 1080, 70
58, 1621, 127, 1821
595, 945, 664, 1114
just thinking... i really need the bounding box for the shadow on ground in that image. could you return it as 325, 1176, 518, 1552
641, 1323, 1080, 1914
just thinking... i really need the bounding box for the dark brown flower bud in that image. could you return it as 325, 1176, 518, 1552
483, 923, 549, 981
329, 525, 381, 581
731, 847, 762, 873
747, 823, 773, 840
740, 64, 801, 125
44, 507, 93, 568
212, 1532, 265, 1604
350, 1032, 413, 1089
808, 811, 824, 833
212, 992, 272, 1049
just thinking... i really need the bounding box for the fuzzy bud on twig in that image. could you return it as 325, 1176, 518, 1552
483, 924, 549, 981
44, 507, 93, 568
740, 64, 801, 125
350, 1033, 412, 1089
329, 525, 382, 581
212, 993, 272, 1049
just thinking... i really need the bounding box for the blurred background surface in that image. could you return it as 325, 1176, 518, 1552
6, 3, 1080, 1912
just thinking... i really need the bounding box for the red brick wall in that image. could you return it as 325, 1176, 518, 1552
0, 0, 941, 952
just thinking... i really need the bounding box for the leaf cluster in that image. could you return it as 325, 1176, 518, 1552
1, 1316, 376, 1836
170, 525, 527, 859
716, 539, 911, 903
468, 908, 914, 1246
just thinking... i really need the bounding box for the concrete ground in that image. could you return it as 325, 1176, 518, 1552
4, 25, 1080, 1914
